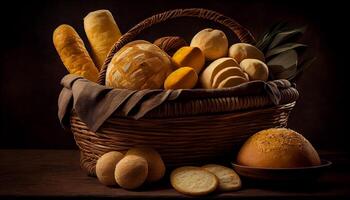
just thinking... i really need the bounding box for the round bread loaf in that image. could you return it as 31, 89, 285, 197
237, 128, 321, 168
106, 40, 173, 89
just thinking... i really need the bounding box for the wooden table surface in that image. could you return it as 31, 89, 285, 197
0, 150, 349, 199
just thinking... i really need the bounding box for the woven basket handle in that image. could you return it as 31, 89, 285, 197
98, 8, 256, 85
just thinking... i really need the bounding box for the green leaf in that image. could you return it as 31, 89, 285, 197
267, 49, 298, 74
289, 57, 316, 81
256, 22, 288, 51
275, 65, 297, 79
268, 26, 307, 49
266, 43, 307, 58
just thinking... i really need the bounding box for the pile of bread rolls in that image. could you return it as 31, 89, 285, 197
104, 28, 270, 90
96, 147, 165, 189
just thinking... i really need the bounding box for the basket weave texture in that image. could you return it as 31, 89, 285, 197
69, 8, 299, 176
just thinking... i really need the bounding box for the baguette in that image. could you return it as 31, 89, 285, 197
53, 24, 98, 82
84, 10, 121, 70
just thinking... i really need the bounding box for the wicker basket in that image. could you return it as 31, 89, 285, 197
69, 8, 299, 176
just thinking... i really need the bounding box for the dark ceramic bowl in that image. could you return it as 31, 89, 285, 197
232, 160, 332, 182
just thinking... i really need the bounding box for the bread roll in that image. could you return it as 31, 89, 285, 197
237, 128, 321, 168
190, 28, 228, 60
202, 164, 241, 191
229, 43, 265, 63
171, 166, 218, 196
114, 155, 148, 189
240, 59, 269, 81
126, 147, 166, 183
95, 151, 124, 185
53, 24, 98, 82
84, 10, 122, 70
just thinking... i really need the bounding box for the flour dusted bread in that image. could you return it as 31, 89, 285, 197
84, 9, 122, 70
106, 40, 173, 89
170, 166, 218, 196
126, 147, 165, 183
237, 128, 321, 168
53, 24, 99, 82
202, 164, 241, 191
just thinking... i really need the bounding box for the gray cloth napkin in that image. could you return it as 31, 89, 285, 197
58, 74, 292, 132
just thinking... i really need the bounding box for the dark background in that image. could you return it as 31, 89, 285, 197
0, 0, 348, 151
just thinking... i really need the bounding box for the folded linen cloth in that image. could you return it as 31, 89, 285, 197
58, 74, 292, 132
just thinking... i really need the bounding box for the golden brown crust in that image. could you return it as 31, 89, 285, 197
53, 24, 99, 82
106, 40, 173, 89
84, 10, 122, 70
237, 128, 321, 168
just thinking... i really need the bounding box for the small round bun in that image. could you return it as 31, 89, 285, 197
95, 151, 124, 185
171, 166, 218, 196
237, 128, 321, 168
114, 155, 148, 189
126, 147, 166, 183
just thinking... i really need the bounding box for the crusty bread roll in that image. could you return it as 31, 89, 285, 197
84, 9, 122, 70
53, 24, 99, 82
95, 151, 124, 185
237, 128, 321, 168
114, 155, 148, 189
126, 147, 166, 183
202, 164, 241, 191
171, 166, 218, 196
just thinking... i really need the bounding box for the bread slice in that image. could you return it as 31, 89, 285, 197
202, 164, 241, 191
200, 57, 238, 88
212, 66, 246, 88
170, 166, 218, 196
217, 76, 247, 88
